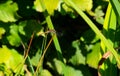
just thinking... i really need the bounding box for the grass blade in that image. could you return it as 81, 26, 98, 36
100, 3, 118, 76
63, 0, 120, 65
36, 0, 63, 62
110, 0, 120, 17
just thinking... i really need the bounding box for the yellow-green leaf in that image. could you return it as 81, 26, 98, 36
7, 24, 21, 47
40, 69, 52, 76
43, 0, 59, 15
63, 0, 93, 11
0, 27, 5, 39
0, 45, 23, 72
34, 0, 44, 12
69, 40, 85, 65
34, 0, 59, 15
0, 1, 20, 22
72, 0, 93, 11
87, 43, 101, 69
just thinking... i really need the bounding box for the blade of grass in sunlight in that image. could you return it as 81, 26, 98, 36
45, 16, 63, 61
110, 0, 120, 25
39, 0, 63, 62
63, 0, 120, 65
101, 2, 117, 58
110, 0, 120, 17
100, 3, 118, 76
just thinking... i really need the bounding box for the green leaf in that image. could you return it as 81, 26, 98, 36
69, 40, 85, 65
34, 0, 59, 15
31, 49, 42, 66
7, 24, 21, 47
40, 69, 52, 76
72, 0, 93, 11
53, 59, 83, 76
110, 0, 120, 17
34, 0, 44, 12
94, 6, 104, 24
53, 58, 65, 74
100, 3, 118, 76
0, 27, 5, 39
0, 45, 23, 72
102, 3, 117, 63
63, 0, 120, 65
86, 43, 101, 69
0, 1, 20, 22
0, 63, 5, 71
7, 20, 42, 47
44, 0, 59, 15
63, 0, 93, 12
64, 66, 83, 76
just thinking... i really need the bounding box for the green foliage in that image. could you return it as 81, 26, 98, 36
0, 0, 120, 75
87, 43, 101, 69
64, 0, 93, 11
34, 0, 93, 16
69, 40, 85, 65
0, 45, 23, 74
64, 0, 120, 65
40, 69, 52, 76
34, 0, 59, 15
0, 27, 5, 39
0, 1, 20, 22
7, 24, 22, 47
64, 66, 83, 76
31, 49, 42, 66
100, 2, 118, 76
52, 59, 83, 76
94, 6, 105, 24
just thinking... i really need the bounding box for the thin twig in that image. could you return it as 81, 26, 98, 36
24, 32, 35, 59
98, 46, 120, 76
13, 32, 35, 75
34, 35, 55, 76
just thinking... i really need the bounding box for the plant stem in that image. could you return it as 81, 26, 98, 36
39, 0, 63, 62
64, 0, 120, 65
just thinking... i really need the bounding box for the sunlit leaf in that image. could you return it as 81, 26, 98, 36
36, 27, 46, 37
7, 24, 21, 47
72, 0, 93, 11
94, 6, 105, 24
34, 0, 44, 12
0, 1, 20, 22
69, 40, 85, 65
0, 27, 5, 39
86, 43, 101, 69
63, 0, 93, 11
100, 3, 118, 76
34, 0, 59, 15
53, 59, 83, 76
53, 58, 65, 74
64, 66, 83, 76
40, 69, 52, 76
7, 20, 42, 47
0, 45, 23, 72
0, 46, 11, 64
44, 0, 59, 15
